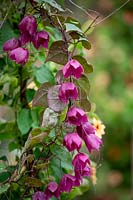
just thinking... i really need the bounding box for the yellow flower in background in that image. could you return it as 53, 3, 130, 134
93, 118, 105, 139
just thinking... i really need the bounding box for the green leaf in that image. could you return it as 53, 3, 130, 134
65, 23, 83, 34
0, 184, 10, 195
26, 89, 36, 103
32, 82, 52, 107
17, 109, 32, 135
78, 88, 91, 112
36, 0, 65, 12
0, 172, 10, 183
45, 40, 68, 65
25, 177, 44, 187
35, 65, 55, 84
79, 38, 91, 50
65, 17, 81, 28
24, 128, 49, 149
51, 144, 72, 170
77, 74, 90, 97
73, 55, 93, 74
8, 142, 18, 152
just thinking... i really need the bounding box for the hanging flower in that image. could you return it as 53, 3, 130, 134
45, 181, 60, 199
32, 31, 49, 49
83, 134, 102, 153
32, 191, 47, 200
92, 118, 105, 138
59, 82, 78, 104
72, 153, 90, 179
63, 132, 82, 152
9, 47, 29, 65
3, 38, 20, 51
19, 15, 37, 36
62, 59, 84, 79
59, 174, 80, 193
67, 107, 88, 126
77, 121, 95, 138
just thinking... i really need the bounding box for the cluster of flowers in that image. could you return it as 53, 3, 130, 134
3, 15, 49, 65
33, 60, 103, 200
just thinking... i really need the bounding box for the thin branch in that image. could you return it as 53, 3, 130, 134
94, 0, 131, 26
0, 3, 12, 30
68, 0, 95, 20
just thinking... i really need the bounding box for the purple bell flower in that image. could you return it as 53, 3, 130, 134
59, 174, 80, 193
62, 59, 84, 79
32, 31, 49, 49
45, 181, 60, 199
72, 152, 90, 179
19, 15, 37, 36
77, 121, 95, 138
67, 107, 88, 126
63, 132, 82, 152
59, 82, 78, 104
9, 47, 29, 65
83, 134, 102, 153
32, 191, 47, 200
3, 38, 20, 51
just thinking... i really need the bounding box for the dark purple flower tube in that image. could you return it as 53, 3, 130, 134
59, 174, 80, 193
9, 47, 29, 65
45, 181, 60, 199
67, 107, 88, 126
3, 38, 20, 51
32, 191, 47, 200
19, 15, 37, 35
83, 134, 102, 153
62, 59, 84, 79
59, 82, 78, 104
32, 31, 49, 49
63, 132, 82, 152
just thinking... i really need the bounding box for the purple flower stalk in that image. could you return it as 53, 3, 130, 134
3, 38, 20, 51
63, 132, 82, 152
67, 107, 88, 126
62, 59, 84, 79
32, 31, 49, 49
32, 191, 47, 200
9, 47, 29, 65
59, 82, 78, 104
